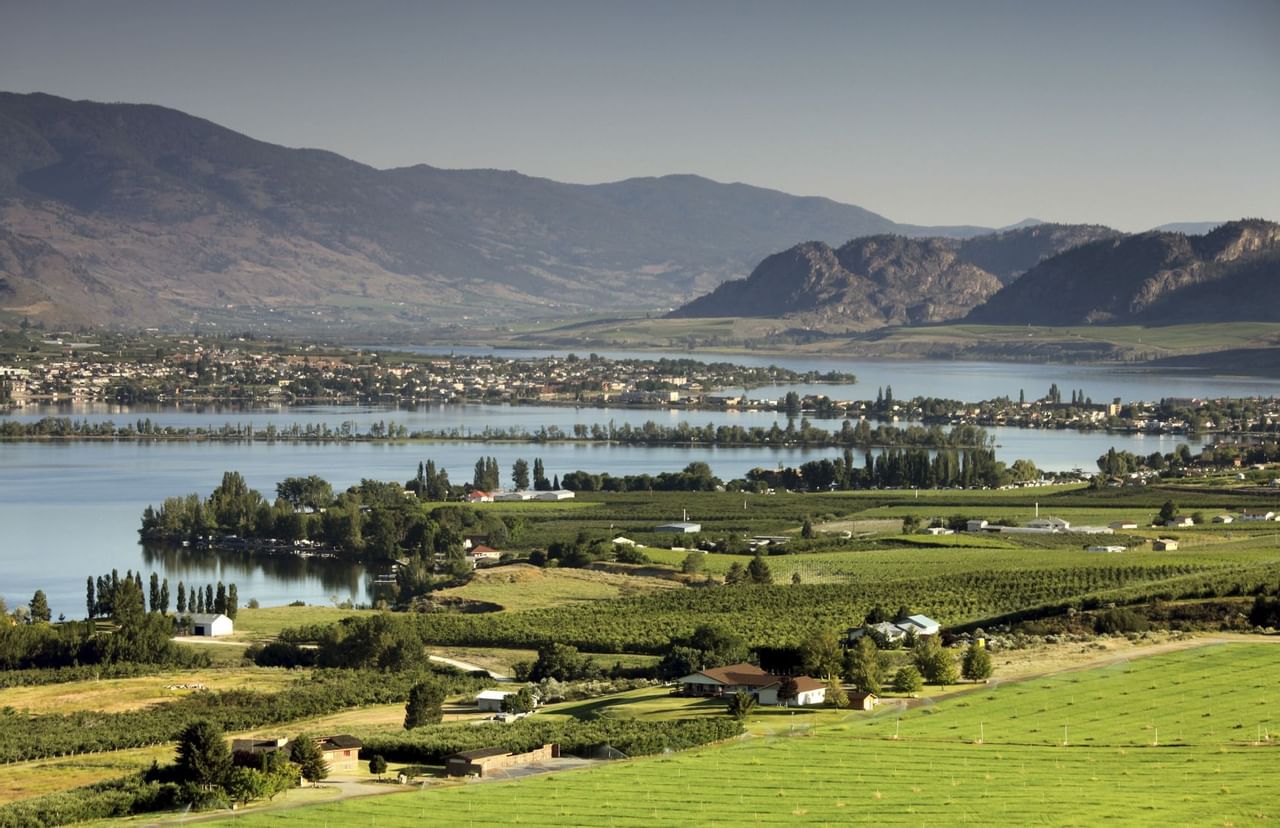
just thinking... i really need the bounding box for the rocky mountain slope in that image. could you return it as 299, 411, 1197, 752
669, 224, 1116, 325
0, 92, 989, 329
966, 220, 1280, 324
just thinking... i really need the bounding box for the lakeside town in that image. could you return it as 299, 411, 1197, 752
3, 330, 1280, 443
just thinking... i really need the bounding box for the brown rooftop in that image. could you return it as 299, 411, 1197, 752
696, 662, 776, 687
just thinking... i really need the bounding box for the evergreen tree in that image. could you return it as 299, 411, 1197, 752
533, 458, 549, 490
86, 577, 96, 620
215, 582, 227, 614
196, 590, 205, 614
205, 584, 214, 613
176, 581, 187, 614
227, 584, 238, 620
962, 641, 994, 682
149, 572, 160, 613
160, 579, 170, 614
723, 562, 747, 585
289, 736, 328, 786
176, 719, 231, 788
746, 553, 773, 585
29, 590, 51, 623
403, 678, 447, 729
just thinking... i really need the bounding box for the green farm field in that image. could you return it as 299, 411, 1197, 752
203, 643, 1280, 827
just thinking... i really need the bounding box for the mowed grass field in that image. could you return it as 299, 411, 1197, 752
207, 643, 1280, 827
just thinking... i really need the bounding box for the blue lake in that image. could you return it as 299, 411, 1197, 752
2, 352, 1257, 616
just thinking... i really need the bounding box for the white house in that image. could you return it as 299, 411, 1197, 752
676, 663, 826, 707
534, 490, 575, 501
1212, 514, 1234, 524
188, 613, 233, 637
1240, 510, 1277, 522
467, 491, 494, 503
846, 616, 940, 645
494, 491, 536, 502
965, 519, 990, 532
1165, 516, 1194, 527
1087, 545, 1128, 553
756, 676, 827, 707
475, 689, 515, 712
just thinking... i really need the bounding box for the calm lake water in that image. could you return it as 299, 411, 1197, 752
3, 352, 1266, 617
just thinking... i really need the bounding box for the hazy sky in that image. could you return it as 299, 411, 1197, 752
3, 0, 1277, 230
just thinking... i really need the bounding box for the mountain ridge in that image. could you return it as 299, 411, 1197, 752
967, 219, 1280, 325
668, 223, 1119, 325
0, 91, 995, 328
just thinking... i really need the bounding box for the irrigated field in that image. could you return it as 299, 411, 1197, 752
206, 643, 1280, 826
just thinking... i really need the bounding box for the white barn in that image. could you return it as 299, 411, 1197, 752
188, 613, 233, 637
476, 689, 515, 712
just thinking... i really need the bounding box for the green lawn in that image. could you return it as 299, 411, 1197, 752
204, 643, 1280, 826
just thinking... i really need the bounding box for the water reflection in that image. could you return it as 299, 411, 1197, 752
139, 543, 371, 598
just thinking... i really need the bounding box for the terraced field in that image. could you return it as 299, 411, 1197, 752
207, 643, 1280, 826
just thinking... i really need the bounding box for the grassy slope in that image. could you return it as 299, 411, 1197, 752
0, 668, 299, 715
205, 643, 1280, 827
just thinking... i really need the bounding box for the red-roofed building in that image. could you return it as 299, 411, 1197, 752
677, 662, 827, 706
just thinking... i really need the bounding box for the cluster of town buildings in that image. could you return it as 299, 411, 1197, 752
8, 340, 1280, 446
0, 338, 812, 406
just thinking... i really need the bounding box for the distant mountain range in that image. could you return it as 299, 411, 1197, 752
669, 224, 1118, 325
967, 219, 1280, 324
0, 92, 995, 329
